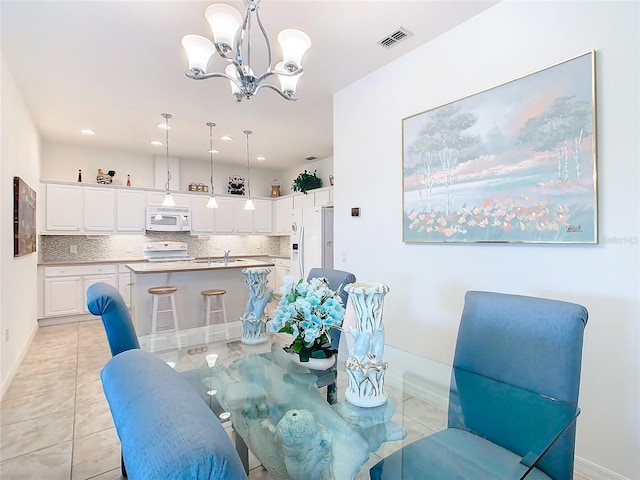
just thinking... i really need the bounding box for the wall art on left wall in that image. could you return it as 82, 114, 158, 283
13, 176, 37, 257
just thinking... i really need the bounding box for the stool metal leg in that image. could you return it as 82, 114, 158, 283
151, 295, 159, 334
170, 294, 179, 331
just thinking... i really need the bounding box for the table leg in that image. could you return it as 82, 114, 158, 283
234, 428, 250, 474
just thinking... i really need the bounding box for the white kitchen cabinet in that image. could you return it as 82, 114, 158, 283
42, 265, 117, 318
233, 198, 254, 233
214, 197, 235, 233
43, 276, 83, 317
293, 193, 315, 210
190, 194, 215, 233
45, 183, 83, 232
274, 196, 294, 234
83, 187, 115, 232
118, 271, 132, 308
314, 188, 332, 206
253, 199, 273, 233
116, 189, 147, 232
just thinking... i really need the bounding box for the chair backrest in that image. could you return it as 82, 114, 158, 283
450, 290, 588, 480
87, 282, 140, 356
306, 268, 356, 349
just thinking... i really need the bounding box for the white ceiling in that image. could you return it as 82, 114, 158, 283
1, 0, 497, 171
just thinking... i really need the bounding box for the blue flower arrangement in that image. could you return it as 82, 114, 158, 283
270, 276, 345, 362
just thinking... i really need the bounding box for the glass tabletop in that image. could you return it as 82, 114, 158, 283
139, 325, 579, 480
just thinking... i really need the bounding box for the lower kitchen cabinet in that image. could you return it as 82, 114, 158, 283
41, 264, 118, 319
274, 258, 292, 294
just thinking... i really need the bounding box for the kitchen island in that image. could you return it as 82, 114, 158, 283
126, 258, 275, 335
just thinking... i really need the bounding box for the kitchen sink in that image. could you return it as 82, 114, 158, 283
194, 258, 242, 264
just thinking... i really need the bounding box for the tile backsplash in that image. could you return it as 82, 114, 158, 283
39, 233, 291, 263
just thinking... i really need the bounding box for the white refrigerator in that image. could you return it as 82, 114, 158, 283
291, 206, 334, 280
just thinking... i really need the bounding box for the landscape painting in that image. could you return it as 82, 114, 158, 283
403, 51, 597, 243
14, 176, 37, 256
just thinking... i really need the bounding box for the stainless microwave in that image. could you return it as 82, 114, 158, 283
145, 206, 191, 232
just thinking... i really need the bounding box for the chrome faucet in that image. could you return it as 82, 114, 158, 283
224, 250, 230, 262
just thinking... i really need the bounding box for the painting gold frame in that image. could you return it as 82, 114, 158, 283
402, 51, 597, 244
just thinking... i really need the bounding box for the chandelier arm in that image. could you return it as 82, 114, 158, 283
184, 71, 243, 89
254, 83, 297, 101
254, 66, 304, 85
254, 3, 273, 70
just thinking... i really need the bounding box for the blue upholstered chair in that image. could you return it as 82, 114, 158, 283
370, 290, 588, 480
304, 268, 356, 404
86, 282, 139, 356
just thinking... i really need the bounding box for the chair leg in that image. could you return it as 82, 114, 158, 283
121, 447, 128, 478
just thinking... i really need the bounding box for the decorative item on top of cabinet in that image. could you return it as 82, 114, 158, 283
228, 175, 245, 195
96, 169, 114, 184
270, 179, 281, 197
329, 175, 334, 186
292, 170, 322, 194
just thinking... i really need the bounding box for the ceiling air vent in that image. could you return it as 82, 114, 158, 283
378, 27, 413, 49
305, 156, 317, 161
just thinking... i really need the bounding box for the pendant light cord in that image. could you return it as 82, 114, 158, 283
207, 122, 216, 192
244, 129, 252, 197
162, 113, 173, 192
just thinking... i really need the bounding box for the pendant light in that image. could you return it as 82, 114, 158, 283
243, 129, 255, 210
159, 113, 175, 207
206, 122, 219, 208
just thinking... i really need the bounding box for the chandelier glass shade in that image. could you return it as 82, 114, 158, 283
181, 0, 311, 102
206, 122, 219, 209
159, 113, 176, 207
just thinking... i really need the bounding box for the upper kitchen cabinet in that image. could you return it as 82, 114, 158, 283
83, 187, 115, 232
313, 188, 333, 207
213, 197, 235, 233
116, 189, 147, 233
233, 197, 254, 233
274, 196, 294, 234
293, 192, 315, 210
253, 199, 273, 233
45, 183, 83, 232
190, 194, 215, 233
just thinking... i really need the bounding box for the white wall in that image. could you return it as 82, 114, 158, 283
42, 142, 286, 198
1, 55, 41, 397
334, 1, 639, 479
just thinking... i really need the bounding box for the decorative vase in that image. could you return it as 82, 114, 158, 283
344, 282, 390, 408
286, 351, 336, 370
240, 268, 272, 345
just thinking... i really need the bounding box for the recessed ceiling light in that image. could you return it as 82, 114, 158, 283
150, 140, 163, 146
208, 149, 219, 154
256, 156, 266, 161
220, 135, 233, 141
80, 129, 95, 136
157, 122, 171, 130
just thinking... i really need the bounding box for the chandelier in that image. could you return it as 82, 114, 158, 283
181, 0, 311, 102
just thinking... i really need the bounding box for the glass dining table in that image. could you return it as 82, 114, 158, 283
138, 323, 579, 480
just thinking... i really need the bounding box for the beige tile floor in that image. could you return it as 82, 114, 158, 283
1, 321, 588, 480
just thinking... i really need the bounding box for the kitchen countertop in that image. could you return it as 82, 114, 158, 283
125, 258, 275, 274
38, 254, 289, 267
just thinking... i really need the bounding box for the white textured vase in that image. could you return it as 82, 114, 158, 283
344, 282, 390, 408
287, 351, 336, 370
240, 268, 272, 345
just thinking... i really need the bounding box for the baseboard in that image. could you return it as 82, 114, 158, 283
575, 457, 631, 480
38, 313, 95, 327
0, 322, 38, 400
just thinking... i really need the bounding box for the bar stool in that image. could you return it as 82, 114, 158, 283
201, 289, 228, 326
148, 286, 179, 333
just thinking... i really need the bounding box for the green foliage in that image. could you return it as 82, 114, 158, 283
291, 169, 322, 194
